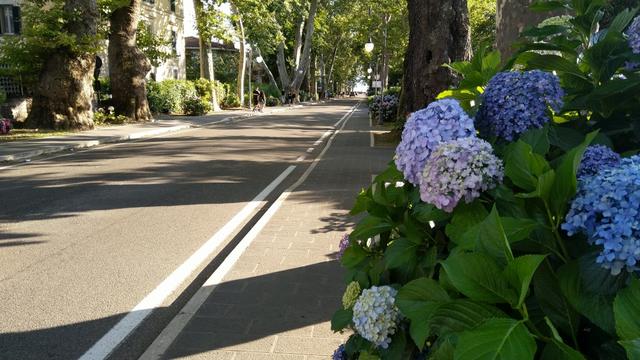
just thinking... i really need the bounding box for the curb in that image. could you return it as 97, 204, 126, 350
0, 102, 324, 164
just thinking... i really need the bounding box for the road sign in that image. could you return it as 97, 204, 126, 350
371, 81, 382, 89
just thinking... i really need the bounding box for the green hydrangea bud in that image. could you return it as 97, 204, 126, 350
342, 281, 361, 309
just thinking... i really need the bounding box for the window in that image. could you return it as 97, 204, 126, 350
0, 6, 19, 35
170, 0, 176, 12
171, 31, 177, 54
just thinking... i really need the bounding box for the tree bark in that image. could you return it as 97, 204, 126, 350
310, 53, 317, 100
232, 3, 246, 107
108, 0, 152, 122
26, 0, 98, 130
276, 42, 291, 97
290, 0, 319, 93
291, 16, 305, 73
496, 0, 550, 61
326, 36, 342, 92
400, 0, 471, 116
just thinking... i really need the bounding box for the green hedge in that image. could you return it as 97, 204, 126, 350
147, 79, 227, 115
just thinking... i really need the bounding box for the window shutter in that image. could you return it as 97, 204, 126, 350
12, 6, 20, 34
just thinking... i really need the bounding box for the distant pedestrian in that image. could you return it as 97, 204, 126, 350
252, 87, 261, 112
258, 89, 266, 112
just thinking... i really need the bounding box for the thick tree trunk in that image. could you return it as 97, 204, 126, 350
310, 53, 317, 100
400, 0, 471, 116
26, 0, 98, 130
319, 54, 326, 99
198, 37, 211, 79
109, 0, 152, 121
496, 0, 550, 61
290, 0, 319, 93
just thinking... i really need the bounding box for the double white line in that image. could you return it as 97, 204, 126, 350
79, 103, 360, 360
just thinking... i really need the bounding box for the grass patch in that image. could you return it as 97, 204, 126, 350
0, 129, 74, 142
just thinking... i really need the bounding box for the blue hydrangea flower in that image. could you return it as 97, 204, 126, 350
625, 16, 640, 69
420, 137, 504, 212
476, 70, 564, 141
562, 155, 640, 275
578, 145, 621, 178
332, 344, 347, 360
395, 99, 475, 185
369, 95, 399, 122
352, 285, 401, 349
627, 16, 640, 54
337, 234, 349, 259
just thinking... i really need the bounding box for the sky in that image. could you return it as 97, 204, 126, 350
183, 0, 232, 37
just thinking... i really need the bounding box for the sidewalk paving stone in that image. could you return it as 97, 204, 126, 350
161, 106, 392, 359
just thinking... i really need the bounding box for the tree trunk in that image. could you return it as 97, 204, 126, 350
232, 4, 246, 107
194, 0, 211, 80
496, 0, 550, 61
109, 0, 152, 121
276, 42, 291, 98
291, 16, 305, 74
400, 0, 471, 116
310, 53, 317, 100
256, 47, 280, 95
326, 36, 342, 90
319, 54, 326, 99
290, 0, 319, 93
26, 0, 98, 130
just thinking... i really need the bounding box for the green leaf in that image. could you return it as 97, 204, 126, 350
521, 24, 568, 38
504, 255, 546, 308
516, 53, 587, 80
380, 331, 407, 360
429, 339, 455, 360
533, 261, 580, 341
396, 278, 450, 348
505, 141, 550, 191
481, 50, 501, 74
350, 215, 393, 241
530, 0, 567, 11
350, 188, 370, 215
429, 299, 506, 337
412, 202, 450, 224
549, 131, 597, 217
501, 217, 540, 243
606, 7, 638, 36
471, 206, 515, 262
521, 126, 550, 155
620, 339, 640, 360
441, 252, 517, 304
558, 261, 615, 335
454, 318, 536, 360
331, 308, 353, 332
341, 245, 368, 268
445, 201, 489, 245
614, 278, 640, 340
359, 352, 380, 360
385, 238, 418, 269
541, 340, 586, 360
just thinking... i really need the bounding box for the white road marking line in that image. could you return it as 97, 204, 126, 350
306, 147, 314, 153
139, 103, 360, 360
78, 165, 296, 360
296, 155, 306, 162
370, 132, 375, 148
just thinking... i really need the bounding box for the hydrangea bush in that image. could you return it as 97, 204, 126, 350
0, 118, 12, 135
369, 95, 399, 123
331, 1, 640, 358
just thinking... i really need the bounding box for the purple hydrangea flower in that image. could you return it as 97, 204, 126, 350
420, 137, 504, 212
338, 234, 349, 259
0, 118, 11, 135
369, 95, 399, 122
395, 99, 475, 185
332, 344, 347, 360
562, 155, 640, 275
476, 70, 564, 141
578, 145, 621, 178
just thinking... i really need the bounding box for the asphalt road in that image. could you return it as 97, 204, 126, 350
0, 100, 359, 360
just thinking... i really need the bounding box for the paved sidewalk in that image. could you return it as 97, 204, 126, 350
0, 104, 309, 163
151, 106, 392, 359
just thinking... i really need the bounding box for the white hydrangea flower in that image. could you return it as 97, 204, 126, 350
352, 285, 400, 349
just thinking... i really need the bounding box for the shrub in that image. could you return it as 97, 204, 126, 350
0, 89, 7, 105
93, 107, 127, 125
369, 94, 399, 123
222, 90, 241, 109
146, 80, 197, 114
182, 96, 211, 116
266, 96, 280, 107
332, 3, 640, 359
